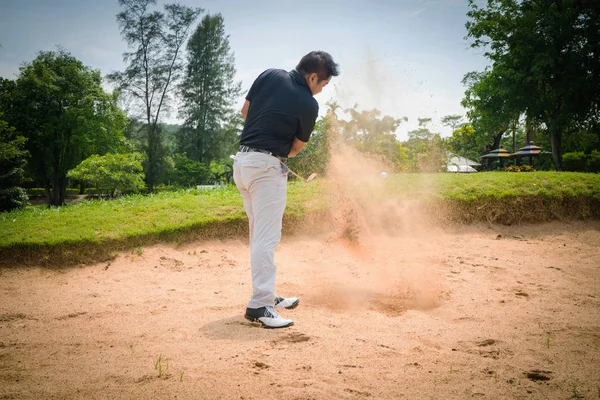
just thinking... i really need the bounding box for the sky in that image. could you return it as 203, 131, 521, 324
0, 0, 490, 140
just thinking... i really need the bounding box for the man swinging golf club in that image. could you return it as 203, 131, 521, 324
233, 51, 339, 328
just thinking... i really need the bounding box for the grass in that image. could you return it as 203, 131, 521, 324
154, 354, 165, 378
1, 172, 598, 266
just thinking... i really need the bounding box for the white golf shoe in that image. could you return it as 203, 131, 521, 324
244, 306, 293, 329
274, 295, 300, 310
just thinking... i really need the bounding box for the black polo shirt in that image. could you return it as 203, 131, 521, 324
240, 69, 319, 157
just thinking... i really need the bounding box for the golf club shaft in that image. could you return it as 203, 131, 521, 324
286, 166, 308, 182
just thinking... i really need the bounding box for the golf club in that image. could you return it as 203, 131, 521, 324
287, 167, 318, 183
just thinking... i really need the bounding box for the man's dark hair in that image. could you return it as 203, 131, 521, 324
296, 51, 339, 82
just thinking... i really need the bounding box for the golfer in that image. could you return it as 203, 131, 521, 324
233, 51, 339, 328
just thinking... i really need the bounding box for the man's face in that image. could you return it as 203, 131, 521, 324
307, 73, 331, 96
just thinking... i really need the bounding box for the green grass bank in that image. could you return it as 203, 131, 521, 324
1, 172, 599, 266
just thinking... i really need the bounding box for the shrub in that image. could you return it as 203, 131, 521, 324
27, 188, 79, 197
0, 114, 30, 212
67, 153, 146, 197
588, 150, 600, 173
504, 165, 535, 172
562, 152, 587, 172
0, 187, 28, 212
168, 153, 212, 187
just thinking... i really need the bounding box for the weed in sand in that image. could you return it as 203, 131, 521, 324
571, 387, 583, 399
180, 372, 184, 382
154, 354, 164, 378
547, 335, 551, 349
136, 247, 143, 256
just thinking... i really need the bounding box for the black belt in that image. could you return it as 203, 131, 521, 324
238, 145, 287, 162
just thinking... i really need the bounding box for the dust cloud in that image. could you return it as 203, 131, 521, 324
297, 116, 443, 314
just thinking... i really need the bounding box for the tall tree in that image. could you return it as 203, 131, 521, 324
0, 111, 29, 211
466, 0, 600, 169
404, 118, 447, 172
461, 70, 520, 153
334, 106, 409, 170
441, 114, 464, 132
10, 50, 126, 206
177, 13, 241, 165
108, 0, 202, 191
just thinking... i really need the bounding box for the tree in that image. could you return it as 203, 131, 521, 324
67, 153, 145, 197
446, 124, 481, 161
332, 106, 410, 171
0, 112, 29, 211
441, 115, 464, 132
11, 50, 127, 206
404, 118, 447, 172
461, 70, 520, 153
466, 0, 600, 169
168, 153, 211, 187
108, 0, 202, 191
287, 116, 332, 178
177, 13, 241, 166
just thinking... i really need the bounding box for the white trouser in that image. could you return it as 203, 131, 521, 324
233, 151, 288, 309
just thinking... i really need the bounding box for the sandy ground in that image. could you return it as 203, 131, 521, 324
6, 105, 597, 399
1, 220, 599, 400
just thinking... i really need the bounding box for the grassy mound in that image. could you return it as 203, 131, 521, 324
1, 172, 598, 266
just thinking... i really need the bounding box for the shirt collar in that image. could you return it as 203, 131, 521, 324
290, 69, 310, 91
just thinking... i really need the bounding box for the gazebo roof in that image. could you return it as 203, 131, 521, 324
510, 143, 542, 158
480, 147, 512, 158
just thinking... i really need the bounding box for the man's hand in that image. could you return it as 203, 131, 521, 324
288, 137, 306, 158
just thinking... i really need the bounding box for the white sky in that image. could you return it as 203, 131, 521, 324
0, 0, 490, 140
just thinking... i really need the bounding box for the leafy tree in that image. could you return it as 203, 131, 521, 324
461, 70, 519, 153
328, 106, 411, 171
108, 0, 202, 191
168, 153, 211, 187
441, 115, 464, 132
446, 124, 481, 161
404, 118, 447, 172
11, 50, 127, 206
209, 160, 231, 183
0, 112, 29, 211
177, 13, 241, 166
287, 115, 332, 178
466, 0, 600, 169
67, 153, 145, 197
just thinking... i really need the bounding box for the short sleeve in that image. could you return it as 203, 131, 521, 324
245, 69, 273, 102
296, 102, 319, 142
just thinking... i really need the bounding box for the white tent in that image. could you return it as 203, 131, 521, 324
446, 154, 480, 173
447, 164, 478, 173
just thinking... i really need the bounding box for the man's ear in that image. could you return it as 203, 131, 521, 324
308, 72, 318, 84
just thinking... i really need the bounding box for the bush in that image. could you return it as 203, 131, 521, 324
168, 153, 212, 187
0, 187, 28, 212
588, 150, 600, 173
26, 188, 79, 197
562, 152, 588, 172
0, 113, 30, 212
505, 165, 535, 172
67, 153, 146, 197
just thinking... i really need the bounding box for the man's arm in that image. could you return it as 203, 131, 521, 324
241, 100, 250, 122
287, 137, 306, 158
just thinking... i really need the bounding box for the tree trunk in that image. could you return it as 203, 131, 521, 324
145, 123, 155, 193
492, 129, 505, 150
550, 131, 562, 170
525, 115, 533, 145
44, 182, 51, 206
